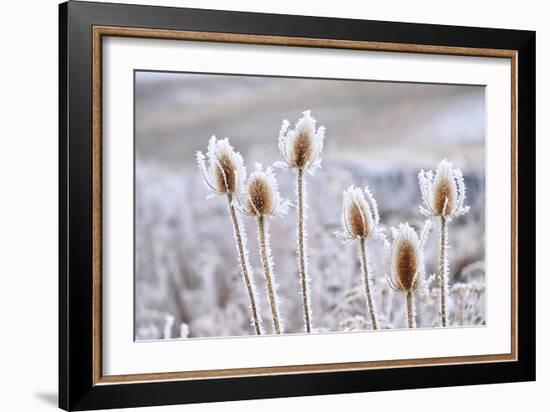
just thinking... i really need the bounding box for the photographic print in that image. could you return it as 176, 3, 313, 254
134, 71, 486, 340
60, 5, 534, 408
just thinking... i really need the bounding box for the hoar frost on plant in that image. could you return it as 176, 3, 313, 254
196, 136, 247, 195
418, 159, 470, 327
335, 185, 385, 330
449, 281, 486, 326
241, 163, 290, 218
240, 163, 289, 334
135, 159, 485, 338
196, 136, 264, 335
274, 110, 326, 173
274, 110, 326, 333
296, 175, 314, 332
386, 221, 432, 328
386, 221, 432, 294
137, 112, 485, 338
336, 185, 383, 242
418, 158, 470, 219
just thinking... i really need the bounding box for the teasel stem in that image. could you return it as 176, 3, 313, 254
359, 238, 378, 330
227, 194, 262, 335
439, 215, 448, 327
406, 290, 415, 329
257, 215, 282, 334
297, 168, 312, 333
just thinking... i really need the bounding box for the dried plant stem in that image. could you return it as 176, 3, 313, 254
258, 216, 282, 334
359, 238, 378, 330
297, 168, 312, 333
227, 194, 262, 335
406, 290, 415, 329
439, 215, 448, 327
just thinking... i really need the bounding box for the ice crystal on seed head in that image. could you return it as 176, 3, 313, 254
274, 110, 326, 173
196, 136, 246, 195
336, 185, 381, 242
242, 163, 289, 218
418, 159, 470, 219
386, 221, 431, 293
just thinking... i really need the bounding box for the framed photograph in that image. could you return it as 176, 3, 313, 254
59, 1, 535, 410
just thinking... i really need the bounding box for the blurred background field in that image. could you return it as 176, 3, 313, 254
134, 71, 486, 340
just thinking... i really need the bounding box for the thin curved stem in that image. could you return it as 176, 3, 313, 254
258, 216, 282, 334
359, 238, 378, 330
439, 215, 448, 327
297, 168, 312, 333
227, 194, 262, 335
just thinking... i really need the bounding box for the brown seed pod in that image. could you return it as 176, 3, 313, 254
418, 159, 470, 218
196, 136, 246, 195
275, 110, 325, 172
338, 185, 380, 241
243, 164, 288, 218
387, 223, 424, 293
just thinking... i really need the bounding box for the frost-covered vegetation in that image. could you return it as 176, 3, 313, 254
134, 73, 485, 340
134, 156, 485, 339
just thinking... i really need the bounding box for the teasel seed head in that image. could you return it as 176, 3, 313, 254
386, 221, 431, 293
196, 136, 246, 195
242, 163, 289, 218
336, 185, 381, 242
274, 110, 326, 173
418, 159, 470, 219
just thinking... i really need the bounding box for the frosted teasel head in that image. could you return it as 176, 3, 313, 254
196, 136, 246, 195
418, 159, 470, 219
274, 110, 326, 173
336, 185, 381, 242
386, 221, 431, 293
242, 163, 289, 217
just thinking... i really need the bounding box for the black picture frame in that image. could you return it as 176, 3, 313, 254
59, 1, 536, 410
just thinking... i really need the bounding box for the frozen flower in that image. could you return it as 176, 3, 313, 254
274, 110, 326, 333
335, 185, 383, 330
239, 164, 289, 334
195, 136, 263, 335
419, 159, 469, 327
241, 163, 289, 218
386, 221, 432, 328
386, 222, 431, 293
274, 110, 326, 173
196, 136, 246, 195
418, 159, 470, 219
336, 185, 381, 242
